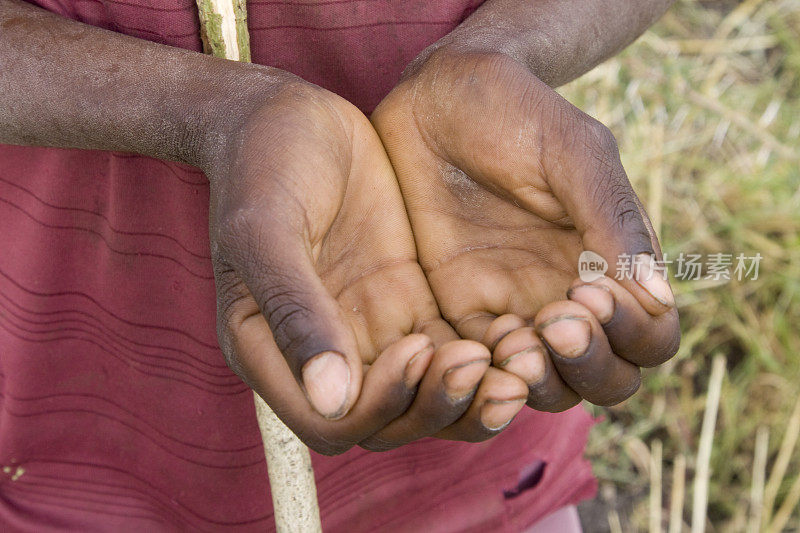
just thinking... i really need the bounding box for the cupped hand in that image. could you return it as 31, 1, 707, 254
204, 71, 528, 454
372, 49, 680, 412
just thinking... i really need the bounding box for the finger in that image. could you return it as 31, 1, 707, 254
567, 276, 680, 367
481, 314, 527, 350
359, 340, 491, 451
215, 221, 362, 420
535, 300, 641, 406
492, 327, 580, 413
456, 313, 502, 343
538, 106, 676, 315
219, 282, 438, 455
434, 367, 528, 443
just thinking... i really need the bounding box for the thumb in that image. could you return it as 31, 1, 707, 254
544, 117, 675, 312
227, 224, 361, 420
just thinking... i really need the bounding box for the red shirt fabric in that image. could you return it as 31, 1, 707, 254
0, 1, 597, 531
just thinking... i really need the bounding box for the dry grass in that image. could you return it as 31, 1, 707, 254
559, 1, 800, 531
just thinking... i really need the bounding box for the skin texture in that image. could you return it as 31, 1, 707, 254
0, 0, 681, 453
0, 0, 531, 454
406, 0, 676, 88
371, 1, 681, 413
207, 81, 531, 452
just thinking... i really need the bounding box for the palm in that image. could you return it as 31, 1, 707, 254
372, 53, 594, 339
408, 160, 583, 340
211, 89, 453, 368
303, 105, 453, 360
210, 86, 528, 451
374, 51, 681, 412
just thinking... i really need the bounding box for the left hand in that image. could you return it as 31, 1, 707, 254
372, 48, 680, 412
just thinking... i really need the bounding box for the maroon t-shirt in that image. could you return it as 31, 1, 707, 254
0, 1, 597, 531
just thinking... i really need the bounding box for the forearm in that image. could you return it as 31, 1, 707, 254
422, 0, 674, 87
0, 0, 288, 169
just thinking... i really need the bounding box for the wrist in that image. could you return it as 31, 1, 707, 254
399, 40, 529, 97
178, 62, 303, 176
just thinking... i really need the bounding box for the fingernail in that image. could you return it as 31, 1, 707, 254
497, 346, 547, 384
539, 316, 591, 358
302, 351, 350, 419
567, 284, 615, 323
480, 398, 526, 431
443, 358, 490, 401
634, 253, 675, 307
403, 344, 435, 388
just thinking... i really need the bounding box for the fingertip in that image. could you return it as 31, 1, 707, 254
477, 368, 528, 432
480, 398, 526, 431
570, 275, 681, 367
443, 357, 490, 401
492, 327, 548, 385
438, 338, 492, 360
402, 336, 436, 388
567, 282, 615, 324
632, 253, 676, 309
481, 314, 527, 351
537, 315, 591, 359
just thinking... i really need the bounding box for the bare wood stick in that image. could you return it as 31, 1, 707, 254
193, 3, 321, 530
254, 392, 322, 533
196, 0, 251, 62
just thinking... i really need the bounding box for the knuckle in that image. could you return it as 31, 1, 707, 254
612, 196, 646, 235
583, 153, 649, 241
255, 282, 314, 357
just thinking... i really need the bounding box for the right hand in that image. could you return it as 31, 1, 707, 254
203, 72, 529, 454
372, 49, 680, 412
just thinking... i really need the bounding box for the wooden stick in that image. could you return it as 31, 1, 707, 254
196, 0, 251, 62
254, 392, 322, 533
193, 3, 321, 530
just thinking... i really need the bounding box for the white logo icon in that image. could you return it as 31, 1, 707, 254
578, 251, 608, 282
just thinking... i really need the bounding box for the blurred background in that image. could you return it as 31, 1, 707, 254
559, 0, 800, 530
